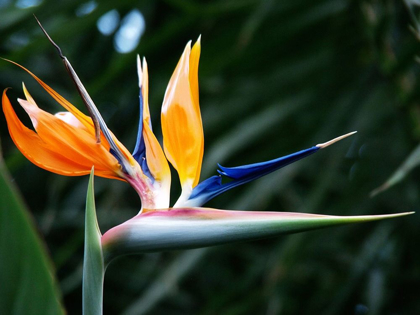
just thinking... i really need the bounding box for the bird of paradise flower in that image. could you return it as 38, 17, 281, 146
1, 21, 412, 314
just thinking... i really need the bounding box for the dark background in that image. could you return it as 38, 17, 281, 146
0, 0, 419, 314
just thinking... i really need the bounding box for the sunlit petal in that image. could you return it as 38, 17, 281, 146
55, 112, 85, 129
4, 59, 137, 172
5, 59, 93, 129
2, 89, 121, 179
3, 58, 164, 209
161, 38, 204, 194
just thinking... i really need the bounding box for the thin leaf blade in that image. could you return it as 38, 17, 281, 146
83, 168, 104, 315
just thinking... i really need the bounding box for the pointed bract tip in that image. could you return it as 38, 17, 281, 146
399, 211, 415, 216
186, 40, 192, 49
137, 54, 142, 88
316, 131, 357, 149
374, 211, 414, 219
21, 82, 35, 104
193, 36, 201, 50
33, 15, 64, 60
136, 54, 141, 66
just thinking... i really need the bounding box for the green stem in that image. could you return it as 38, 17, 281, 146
83, 169, 104, 315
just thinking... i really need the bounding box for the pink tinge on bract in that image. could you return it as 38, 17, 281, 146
101, 207, 412, 263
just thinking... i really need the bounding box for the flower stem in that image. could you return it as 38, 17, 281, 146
83, 168, 104, 315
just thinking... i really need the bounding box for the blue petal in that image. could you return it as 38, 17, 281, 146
189, 146, 320, 205
132, 88, 154, 180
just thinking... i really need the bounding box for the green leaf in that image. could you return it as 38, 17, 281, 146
83, 168, 104, 315
0, 147, 64, 314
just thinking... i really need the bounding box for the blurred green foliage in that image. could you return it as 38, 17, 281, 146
0, 0, 419, 314
0, 147, 64, 314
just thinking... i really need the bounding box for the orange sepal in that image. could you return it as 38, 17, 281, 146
143, 123, 170, 182
161, 38, 204, 189
2, 89, 123, 180
141, 59, 171, 183
3, 59, 136, 168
